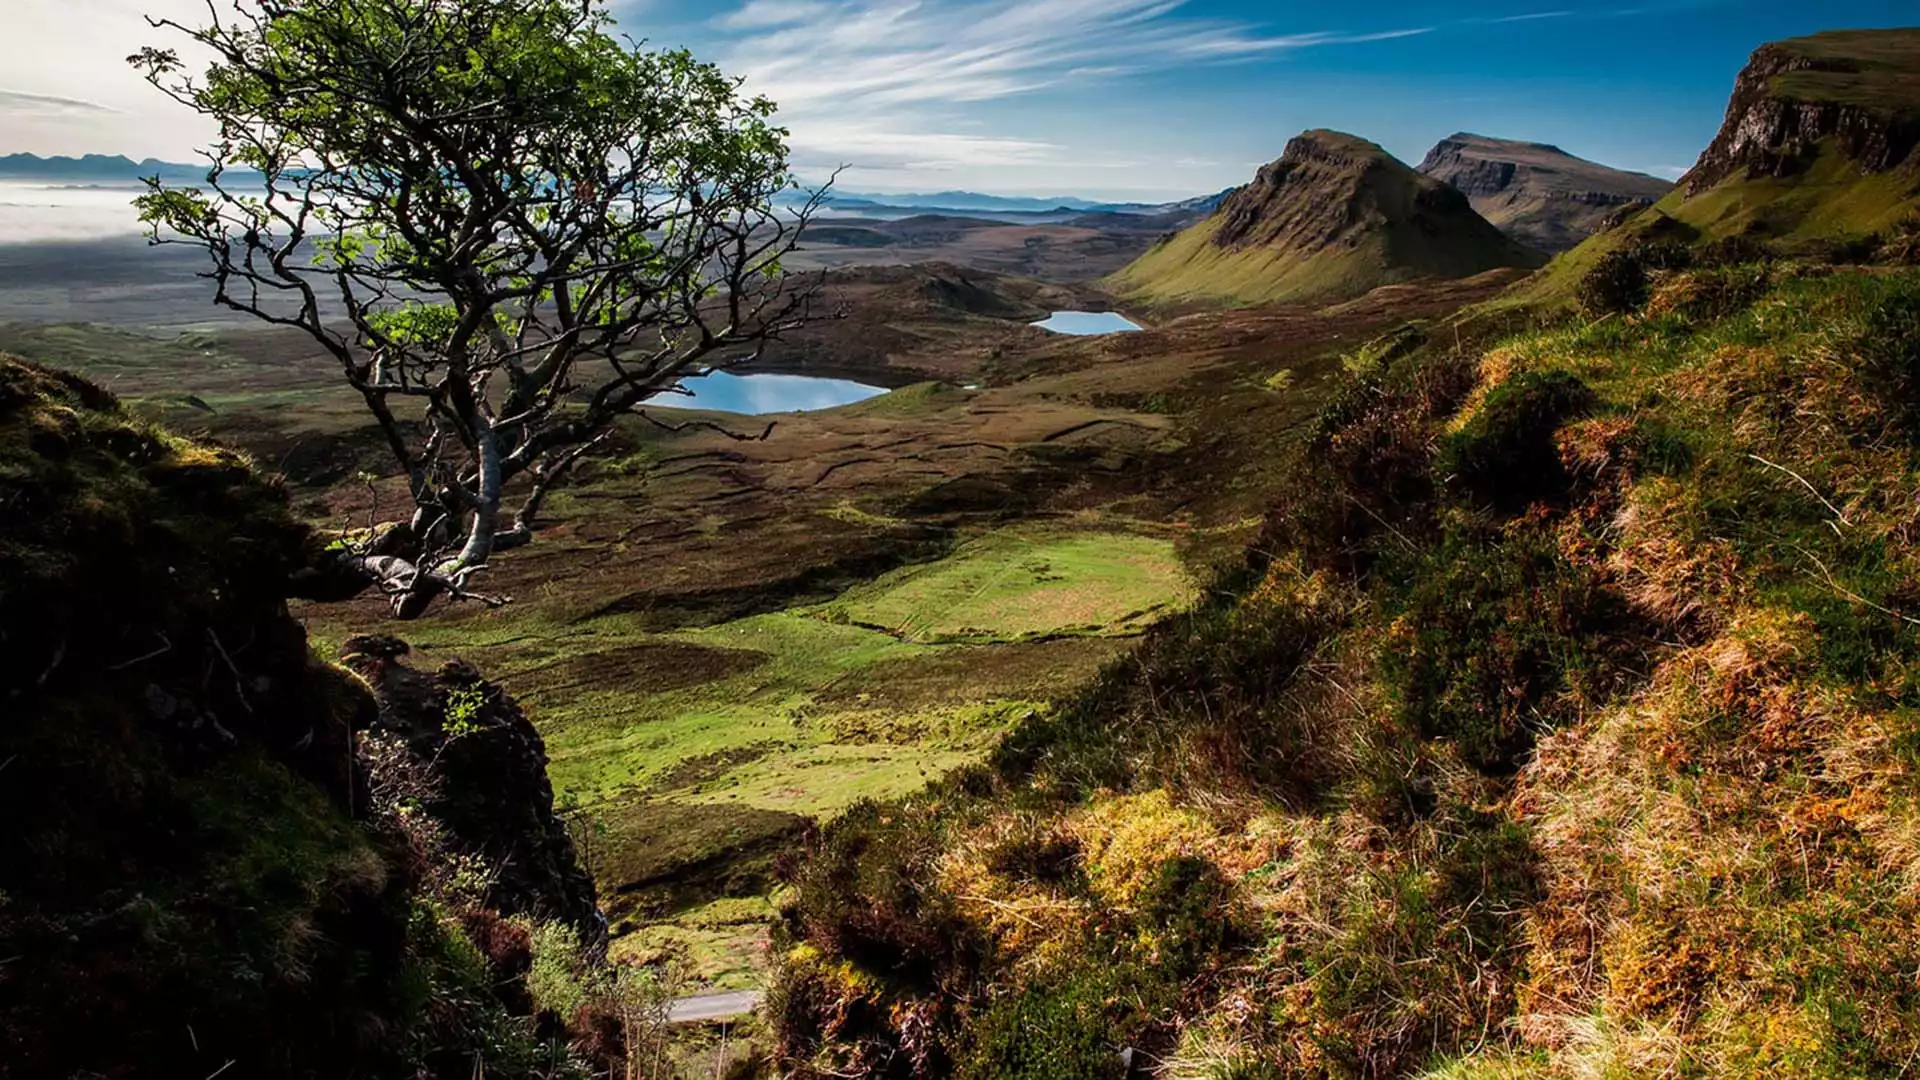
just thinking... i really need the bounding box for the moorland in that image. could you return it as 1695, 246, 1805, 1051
8, 18, 1920, 1080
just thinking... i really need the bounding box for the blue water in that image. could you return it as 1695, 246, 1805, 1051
651, 371, 885, 415
1032, 310, 1144, 335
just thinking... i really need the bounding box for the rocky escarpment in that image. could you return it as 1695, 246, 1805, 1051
1418, 133, 1672, 252
1681, 30, 1920, 193
341, 635, 604, 946
1110, 130, 1542, 307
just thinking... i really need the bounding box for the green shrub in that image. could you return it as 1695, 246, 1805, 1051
1438, 370, 1595, 511
400, 903, 577, 1079
1654, 264, 1775, 321
959, 976, 1124, 1080
1635, 240, 1695, 272
984, 819, 1084, 889
1577, 243, 1691, 317
1383, 529, 1624, 774
1267, 348, 1475, 578
1578, 250, 1652, 316
1858, 291, 1920, 437
1696, 234, 1775, 268
1135, 854, 1238, 975
778, 801, 982, 990
525, 920, 593, 1020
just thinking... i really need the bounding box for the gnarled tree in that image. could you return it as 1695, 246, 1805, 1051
132, 0, 824, 617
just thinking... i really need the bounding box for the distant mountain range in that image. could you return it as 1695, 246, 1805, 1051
0, 154, 214, 184
820, 188, 1235, 218
0, 155, 1235, 224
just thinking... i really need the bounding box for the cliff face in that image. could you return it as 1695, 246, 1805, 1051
1110, 130, 1542, 307
1681, 31, 1920, 193
1417, 133, 1673, 252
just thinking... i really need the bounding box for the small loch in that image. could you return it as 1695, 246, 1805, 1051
653, 372, 886, 415
1032, 310, 1144, 335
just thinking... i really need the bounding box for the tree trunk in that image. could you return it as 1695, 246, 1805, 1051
453, 411, 504, 573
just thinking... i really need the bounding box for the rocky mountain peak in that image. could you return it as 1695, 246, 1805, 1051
1680, 29, 1920, 194
1210, 130, 1474, 252
1416, 132, 1673, 252
1110, 128, 1540, 307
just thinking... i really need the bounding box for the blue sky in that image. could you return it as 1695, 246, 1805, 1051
607, 0, 1919, 199
2, 0, 1914, 202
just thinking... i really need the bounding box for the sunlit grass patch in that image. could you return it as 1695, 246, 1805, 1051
680, 741, 992, 816
769, 263, 1920, 1071
826, 526, 1194, 643
384, 525, 1196, 994
611, 895, 776, 991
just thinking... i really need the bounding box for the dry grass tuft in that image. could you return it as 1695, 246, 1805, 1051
1606, 477, 1739, 630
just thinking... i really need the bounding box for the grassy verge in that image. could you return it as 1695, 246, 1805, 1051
824, 526, 1192, 644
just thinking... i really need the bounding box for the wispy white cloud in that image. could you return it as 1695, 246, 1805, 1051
783, 120, 1061, 172
716, 1, 1429, 111
0, 88, 119, 115
705, 0, 1429, 179
717, 0, 834, 31
1177, 27, 1432, 57
1486, 11, 1573, 24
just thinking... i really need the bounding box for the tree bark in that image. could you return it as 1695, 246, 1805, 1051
453, 410, 503, 573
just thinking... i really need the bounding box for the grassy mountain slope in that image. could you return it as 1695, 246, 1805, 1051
1109, 131, 1544, 309
767, 257, 1920, 1077
1416, 133, 1674, 252
1517, 29, 1920, 304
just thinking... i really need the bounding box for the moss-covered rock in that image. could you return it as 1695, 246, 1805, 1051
0, 357, 590, 1078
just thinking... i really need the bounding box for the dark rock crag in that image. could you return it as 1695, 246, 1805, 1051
340, 634, 604, 947
1208, 130, 1500, 254
0, 355, 601, 1078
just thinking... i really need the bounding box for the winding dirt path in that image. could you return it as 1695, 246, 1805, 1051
668, 990, 763, 1024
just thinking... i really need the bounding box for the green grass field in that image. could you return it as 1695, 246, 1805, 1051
825, 528, 1192, 644
303, 523, 1189, 990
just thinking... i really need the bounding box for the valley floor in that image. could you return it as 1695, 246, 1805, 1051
3, 261, 1523, 996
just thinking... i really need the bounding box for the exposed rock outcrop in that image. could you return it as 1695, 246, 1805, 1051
0, 357, 413, 1078
1208, 131, 1490, 253
341, 634, 604, 947
1680, 30, 1920, 193
1417, 133, 1673, 252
